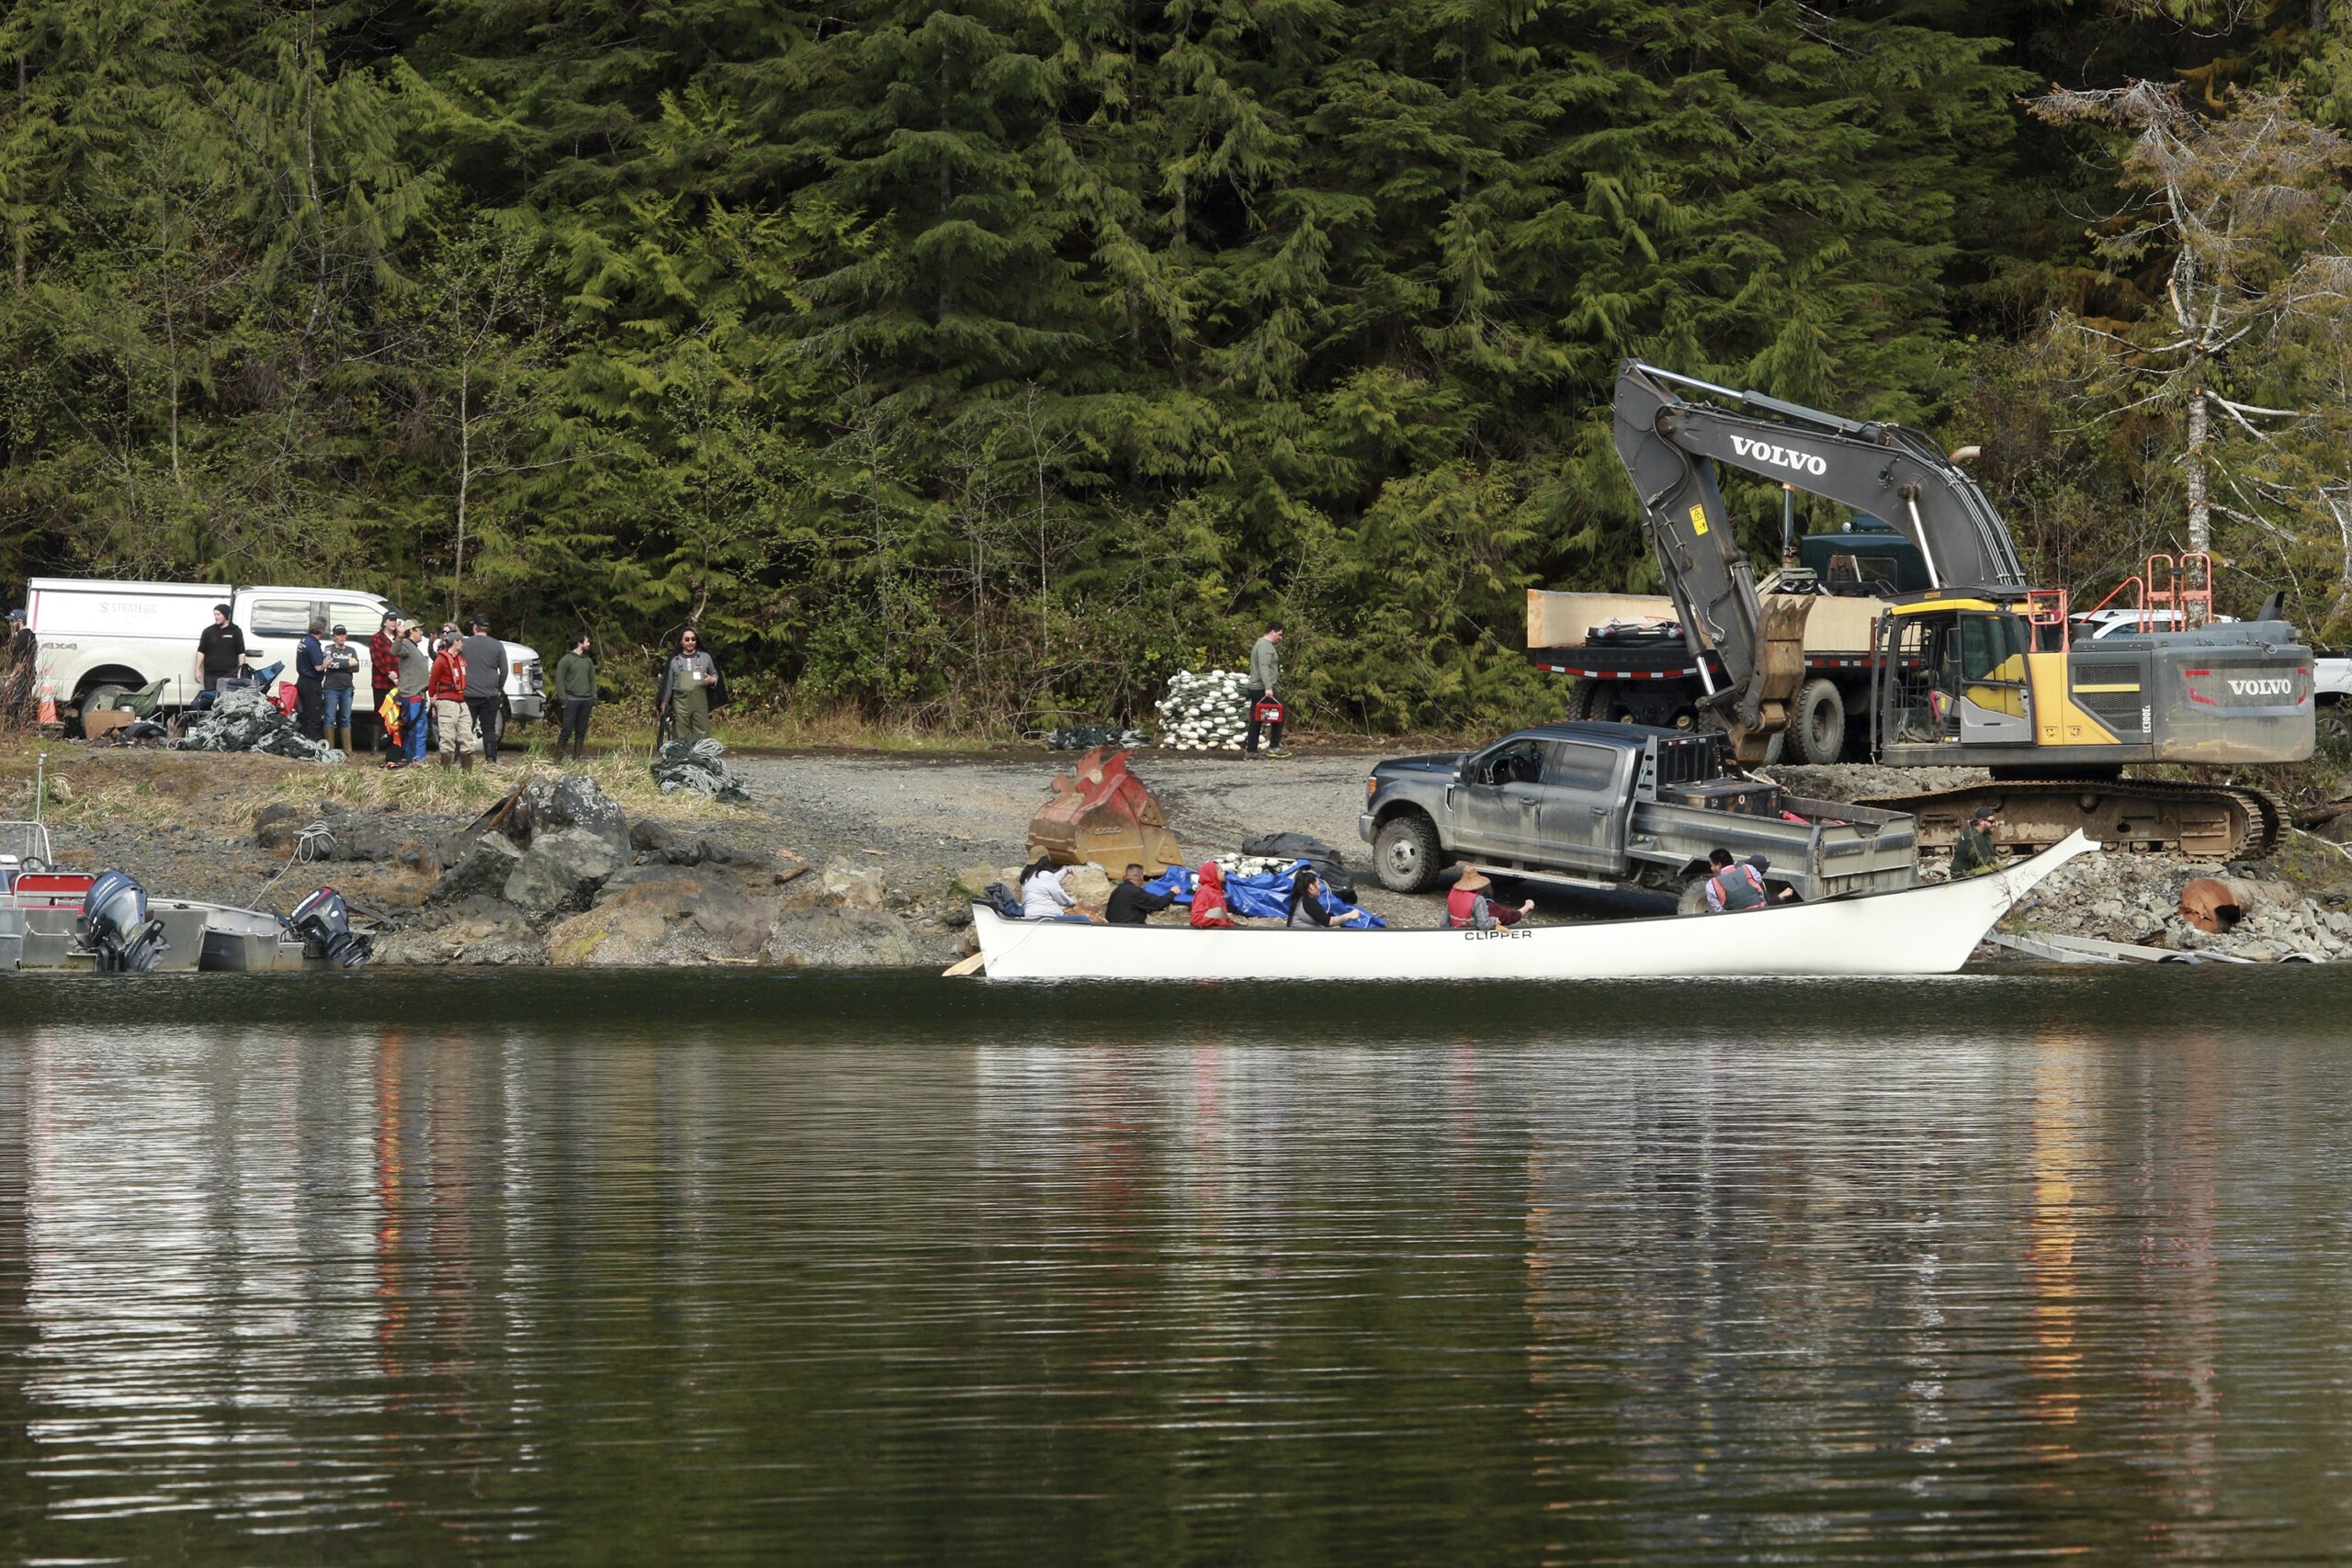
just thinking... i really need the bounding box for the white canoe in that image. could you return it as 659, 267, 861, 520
974, 831, 2095, 982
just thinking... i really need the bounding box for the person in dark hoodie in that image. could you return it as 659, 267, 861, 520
460, 616, 509, 763
294, 616, 328, 740
1105, 863, 1175, 926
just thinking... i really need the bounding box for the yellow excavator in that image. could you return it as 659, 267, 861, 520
1589, 361, 2313, 857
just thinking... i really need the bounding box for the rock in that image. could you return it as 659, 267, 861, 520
397, 842, 444, 878
545, 868, 772, 965
629, 818, 678, 855
763, 908, 928, 968
253, 803, 304, 849
428, 832, 524, 904
513, 773, 630, 856
1061, 863, 1113, 908
940, 903, 973, 930
323, 816, 403, 863
953, 863, 1005, 899
820, 858, 886, 911
374, 912, 548, 966
503, 826, 625, 915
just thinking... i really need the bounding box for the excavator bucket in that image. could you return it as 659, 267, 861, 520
1724, 594, 1814, 765
1025, 747, 1183, 874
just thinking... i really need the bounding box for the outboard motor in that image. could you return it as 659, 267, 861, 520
288, 886, 371, 968
81, 870, 168, 974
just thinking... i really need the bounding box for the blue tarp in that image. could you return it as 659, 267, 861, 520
1147, 860, 1385, 929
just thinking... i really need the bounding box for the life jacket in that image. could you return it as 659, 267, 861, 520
1445, 886, 1498, 929
1712, 863, 1766, 912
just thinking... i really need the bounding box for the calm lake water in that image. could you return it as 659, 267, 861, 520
3, 968, 2351, 1563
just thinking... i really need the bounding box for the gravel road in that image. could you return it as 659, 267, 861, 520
726, 749, 1671, 924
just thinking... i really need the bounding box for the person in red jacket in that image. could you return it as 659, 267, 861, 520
427, 628, 481, 770
1189, 860, 1241, 929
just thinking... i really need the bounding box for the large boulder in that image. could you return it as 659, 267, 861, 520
1060, 863, 1113, 909
820, 858, 886, 911
763, 908, 929, 968
545, 868, 772, 965
503, 826, 625, 915
513, 773, 629, 857
374, 904, 548, 966
428, 833, 524, 903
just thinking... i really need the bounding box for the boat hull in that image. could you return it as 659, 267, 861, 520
975, 832, 2094, 982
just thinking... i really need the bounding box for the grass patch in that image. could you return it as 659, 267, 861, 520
0, 731, 742, 836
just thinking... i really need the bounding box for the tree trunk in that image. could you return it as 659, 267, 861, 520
2185, 384, 2211, 555
451, 367, 470, 619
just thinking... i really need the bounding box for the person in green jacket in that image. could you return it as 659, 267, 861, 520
1951, 807, 2001, 878
553, 633, 598, 761
1243, 621, 1288, 759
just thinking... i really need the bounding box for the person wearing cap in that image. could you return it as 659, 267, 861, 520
460, 616, 510, 763
195, 604, 247, 693
392, 623, 433, 768
658, 627, 722, 743
368, 612, 403, 757
1446, 865, 1532, 929
318, 625, 362, 753
294, 615, 329, 740
1951, 807, 2001, 878
428, 626, 481, 770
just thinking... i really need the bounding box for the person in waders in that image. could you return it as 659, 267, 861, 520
658, 629, 721, 743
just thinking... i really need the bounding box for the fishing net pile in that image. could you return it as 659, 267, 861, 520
1155, 670, 1249, 751
173, 687, 344, 762
1044, 723, 1148, 750
650, 738, 751, 802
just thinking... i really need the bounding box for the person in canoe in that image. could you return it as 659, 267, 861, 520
1021, 856, 1091, 923
1446, 866, 1532, 930
1287, 868, 1373, 929
1191, 860, 1241, 928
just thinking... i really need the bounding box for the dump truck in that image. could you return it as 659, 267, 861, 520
1524, 362, 2313, 858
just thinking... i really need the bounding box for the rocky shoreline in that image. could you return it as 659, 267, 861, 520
14, 743, 2352, 969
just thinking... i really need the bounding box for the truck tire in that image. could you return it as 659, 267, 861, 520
1565, 679, 1604, 723
1678, 875, 1713, 916
1374, 811, 1445, 894
1792, 678, 1847, 764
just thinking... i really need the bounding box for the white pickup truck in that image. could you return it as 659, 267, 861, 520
25, 577, 545, 735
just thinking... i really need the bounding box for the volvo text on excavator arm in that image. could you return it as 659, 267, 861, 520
1612, 361, 2028, 759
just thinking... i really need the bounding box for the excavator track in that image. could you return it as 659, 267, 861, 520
1857, 777, 2287, 861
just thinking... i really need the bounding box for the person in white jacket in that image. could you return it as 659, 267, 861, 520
1020, 859, 1089, 922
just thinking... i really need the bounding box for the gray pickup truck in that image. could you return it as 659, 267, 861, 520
1358, 721, 1918, 909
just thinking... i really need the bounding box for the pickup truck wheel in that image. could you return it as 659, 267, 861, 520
1374, 813, 1444, 894
1677, 876, 1713, 916
1792, 679, 1847, 764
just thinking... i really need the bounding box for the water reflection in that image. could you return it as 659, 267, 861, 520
0, 972, 2347, 1562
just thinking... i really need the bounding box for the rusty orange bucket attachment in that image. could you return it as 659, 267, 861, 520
1026, 747, 1182, 874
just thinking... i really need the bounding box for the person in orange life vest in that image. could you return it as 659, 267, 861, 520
1190, 860, 1241, 929
1446, 865, 1532, 929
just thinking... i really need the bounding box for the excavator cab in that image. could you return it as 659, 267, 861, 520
1877, 601, 2034, 748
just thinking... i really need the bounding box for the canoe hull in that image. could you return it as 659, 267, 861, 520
976, 832, 2094, 982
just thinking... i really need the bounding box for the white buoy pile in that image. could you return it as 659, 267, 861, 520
1155, 669, 1250, 750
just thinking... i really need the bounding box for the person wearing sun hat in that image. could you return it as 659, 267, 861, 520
1444, 865, 1533, 930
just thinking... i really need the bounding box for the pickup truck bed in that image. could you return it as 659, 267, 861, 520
1360, 720, 1917, 907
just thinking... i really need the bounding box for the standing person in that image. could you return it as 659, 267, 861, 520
194, 604, 247, 693
658, 628, 721, 743
460, 616, 509, 763
1446, 865, 1533, 929
319, 625, 362, 753
294, 617, 328, 741
368, 612, 402, 757
1242, 621, 1288, 759
1951, 808, 2001, 878
553, 633, 597, 761
429, 627, 481, 770
393, 623, 433, 769
1105, 863, 1175, 926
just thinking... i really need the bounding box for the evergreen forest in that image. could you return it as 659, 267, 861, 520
7, 0, 2352, 732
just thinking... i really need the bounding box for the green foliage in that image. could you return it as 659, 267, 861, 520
4, 0, 2341, 731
